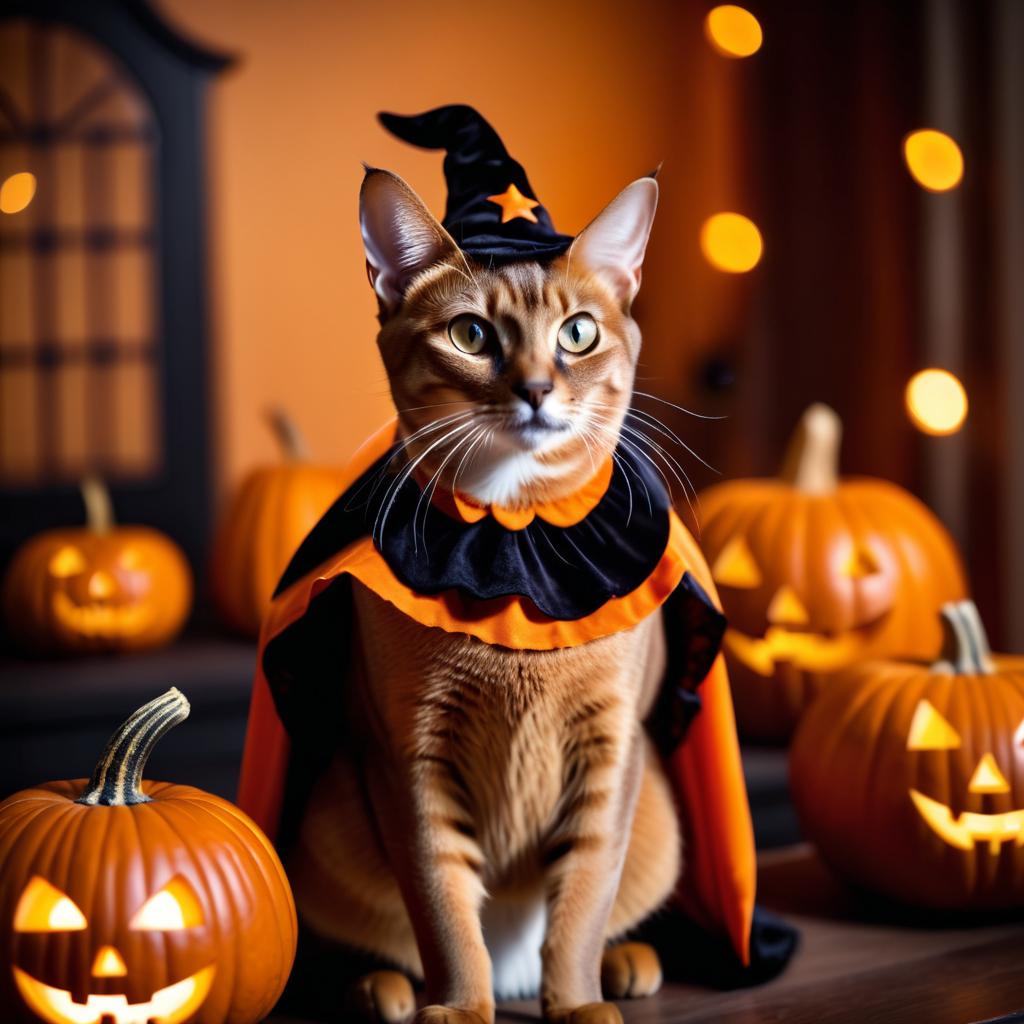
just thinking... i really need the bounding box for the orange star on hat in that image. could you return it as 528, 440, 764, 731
487, 183, 540, 224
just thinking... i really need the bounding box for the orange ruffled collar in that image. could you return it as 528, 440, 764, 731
424, 455, 615, 531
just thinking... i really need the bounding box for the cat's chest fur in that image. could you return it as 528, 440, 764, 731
350, 580, 666, 884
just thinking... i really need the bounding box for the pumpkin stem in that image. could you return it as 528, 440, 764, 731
933, 600, 995, 675
77, 688, 190, 806
80, 475, 115, 534
266, 407, 311, 462
778, 403, 842, 494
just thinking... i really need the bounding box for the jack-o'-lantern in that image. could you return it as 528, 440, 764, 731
211, 410, 346, 637
0, 688, 297, 1024
698, 403, 966, 741
2, 478, 192, 654
790, 601, 1024, 908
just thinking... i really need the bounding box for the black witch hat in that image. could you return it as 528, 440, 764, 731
378, 104, 574, 264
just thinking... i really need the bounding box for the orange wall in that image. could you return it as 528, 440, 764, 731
156, 0, 752, 503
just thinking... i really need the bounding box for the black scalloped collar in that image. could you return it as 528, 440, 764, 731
275, 447, 672, 622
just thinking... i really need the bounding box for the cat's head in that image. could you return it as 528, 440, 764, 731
360, 168, 657, 509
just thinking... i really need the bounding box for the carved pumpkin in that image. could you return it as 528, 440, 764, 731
698, 403, 967, 741
211, 410, 346, 637
790, 601, 1024, 908
0, 688, 297, 1024
2, 479, 192, 654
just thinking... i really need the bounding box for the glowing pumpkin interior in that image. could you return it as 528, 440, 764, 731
46, 541, 158, 640
7, 692, 219, 1024
906, 686, 1024, 855
12, 874, 213, 1024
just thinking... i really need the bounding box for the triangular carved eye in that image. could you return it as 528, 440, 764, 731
129, 877, 203, 931
48, 546, 87, 578
712, 537, 762, 589
14, 877, 87, 932
907, 699, 962, 750
844, 546, 881, 578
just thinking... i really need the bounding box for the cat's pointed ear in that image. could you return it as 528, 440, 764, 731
360, 167, 461, 314
568, 177, 658, 308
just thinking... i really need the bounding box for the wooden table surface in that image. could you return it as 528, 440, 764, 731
271, 845, 1024, 1024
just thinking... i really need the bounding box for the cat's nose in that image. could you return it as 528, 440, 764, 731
512, 380, 553, 411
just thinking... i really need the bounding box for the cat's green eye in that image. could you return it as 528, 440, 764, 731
448, 314, 492, 355
558, 314, 599, 355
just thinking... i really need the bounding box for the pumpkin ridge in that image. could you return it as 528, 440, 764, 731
847, 671, 903, 841
6, 800, 82, 994
147, 797, 235, 1019
187, 792, 292, 883
832, 488, 876, 629
162, 798, 246, 1020
73, 793, 115, 999
186, 796, 296, 1012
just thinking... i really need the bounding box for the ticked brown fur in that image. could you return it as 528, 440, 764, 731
291, 169, 679, 1024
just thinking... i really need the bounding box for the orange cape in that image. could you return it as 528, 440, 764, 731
237, 422, 756, 965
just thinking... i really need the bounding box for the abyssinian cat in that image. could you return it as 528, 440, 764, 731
239, 107, 752, 1024
291, 174, 673, 1024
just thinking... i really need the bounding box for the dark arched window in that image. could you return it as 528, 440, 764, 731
0, 18, 160, 482
0, 0, 229, 579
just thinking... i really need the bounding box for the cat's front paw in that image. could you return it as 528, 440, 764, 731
348, 970, 416, 1023
414, 1005, 491, 1024
544, 1002, 624, 1024
601, 940, 663, 998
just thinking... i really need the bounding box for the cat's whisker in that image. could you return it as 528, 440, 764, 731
376, 423, 472, 547
585, 413, 676, 516
415, 425, 488, 554
631, 390, 727, 421
625, 410, 719, 476
411, 431, 471, 554
383, 410, 477, 472
615, 432, 682, 511
608, 449, 634, 527
617, 420, 696, 496
374, 420, 477, 546
396, 400, 477, 415
451, 425, 493, 501
619, 422, 700, 522
587, 400, 720, 476
572, 419, 635, 526
572, 422, 599, 479
344, 416, 464, 513
585, 401, 707, 501
580, 418, 651, 517
537, 524, 576, 568
357, 411, 478, 509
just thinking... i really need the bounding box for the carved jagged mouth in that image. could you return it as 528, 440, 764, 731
909, 789, 1024, 854
52, 592, 153, 639
724, 618, 885, 676
13, 964, 215, 1024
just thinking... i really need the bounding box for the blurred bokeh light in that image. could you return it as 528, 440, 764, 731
704, 5, 763, 58
903, 130, 964, 192
0, 171, 36, 214
700, 212, 764, 272
905, 368, 968, 435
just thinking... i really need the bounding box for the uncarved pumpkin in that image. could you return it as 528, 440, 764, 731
0, 688, 297, 1024
697, 403, 967, 741
790, 601, 1024, 909
2, 478, 192, 654
211, 410, 346, 637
